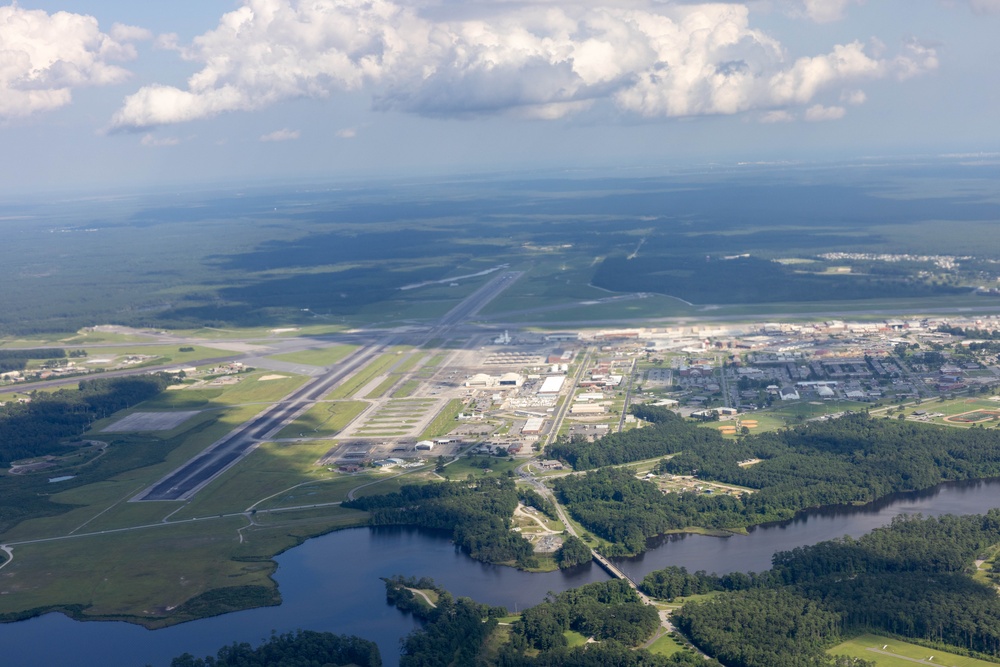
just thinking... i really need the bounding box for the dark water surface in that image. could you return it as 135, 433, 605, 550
2, 479, 1000, 667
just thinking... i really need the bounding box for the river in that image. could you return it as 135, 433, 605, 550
2, 478, 1000, 667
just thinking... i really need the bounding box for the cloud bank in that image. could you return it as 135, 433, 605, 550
0, 5, 144, 120
110, 0, 937, 130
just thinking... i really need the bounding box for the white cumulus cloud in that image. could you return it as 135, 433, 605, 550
799, 0, 862, 23
760, 109, 794, 123
140, 133, 179, 147
0, 5, 142, 120
259, 128, 300, 141
109, 0, 938, 129
804, 104, 846, 121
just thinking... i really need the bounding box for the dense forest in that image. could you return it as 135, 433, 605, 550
163, 630, 382, 667
513, 580, 660, 650
342, 477, 537, 567
554, 535, 591, 568
0, 374, 172, 464
552, 413, 1000, 554
592, 254, 967, 305
387, 577, 715, 667
547, 405, 717, 470
0, 348, 67, 372
669, 512, 1000, 667
386, 577, 508, 667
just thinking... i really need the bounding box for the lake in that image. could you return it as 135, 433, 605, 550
2, 478, 1000, 666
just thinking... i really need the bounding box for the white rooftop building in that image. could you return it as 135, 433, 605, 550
538, 376, 566, 394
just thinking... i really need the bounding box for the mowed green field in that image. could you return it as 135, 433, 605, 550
924, 397, 1000, 427
268, 344, 358, 367
274, 400, 368, 439
829, 634, 999, 667
0, 359, 434, 626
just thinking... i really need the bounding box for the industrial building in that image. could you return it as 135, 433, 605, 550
538, 376, 566, 394
521, 417, 545, 435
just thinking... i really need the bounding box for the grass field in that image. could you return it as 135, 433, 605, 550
325, 350, 408, 399
364, 351, 426, 398
647, 632, 687, 657
0, 353, 447, 627
443, 455, 519, 480
391, 379, 421, 398
274, 400, 368, 438
829, 634, 1000, 667
268, 344, 358, 367
420, 399, 465, 440
205, 373, 309, 405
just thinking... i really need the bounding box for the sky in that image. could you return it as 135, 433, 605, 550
1, 0, 999, 194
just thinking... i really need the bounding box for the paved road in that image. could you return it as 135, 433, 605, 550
133, 271, 522, 502
543, 347, 592, 450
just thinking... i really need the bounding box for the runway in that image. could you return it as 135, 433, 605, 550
132, 271, 522, 502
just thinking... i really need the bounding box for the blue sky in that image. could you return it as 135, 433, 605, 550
2, 0, 999, 194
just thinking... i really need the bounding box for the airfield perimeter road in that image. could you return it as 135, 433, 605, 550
132, 271, 522, 502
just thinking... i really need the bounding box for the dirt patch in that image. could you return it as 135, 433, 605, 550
258, 374, 288, 381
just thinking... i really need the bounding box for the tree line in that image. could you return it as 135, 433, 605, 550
653, 512, 1000, 666
0, 347, 67, 372
342, 477, 538, 567
0, 374, 172, 464
163, 630, 382, 667
388, 577, 715, 667
552, 412, 1000, 554
547, 405, 719, 471
592, 254, 966, 306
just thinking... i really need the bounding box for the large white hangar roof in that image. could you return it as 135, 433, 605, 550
538, 376, 566, 394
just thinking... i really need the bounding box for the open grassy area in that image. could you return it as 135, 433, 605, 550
364, 351, 426, 398
204, 373, 309, 405
0, 506, 367, 627
442, 455, 519, 480
973, 542, 1000, 587
829, 634, 1000, 667
420, 398, 465, 440
0, 351, 446, 628
274, 400, 368, 439
268, 344, 358, 367
366, 375, 402, 399
647, 632, 687, 657
326, 350, 408, 399
391, 379, 421, 398
58, 344, 234, 368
